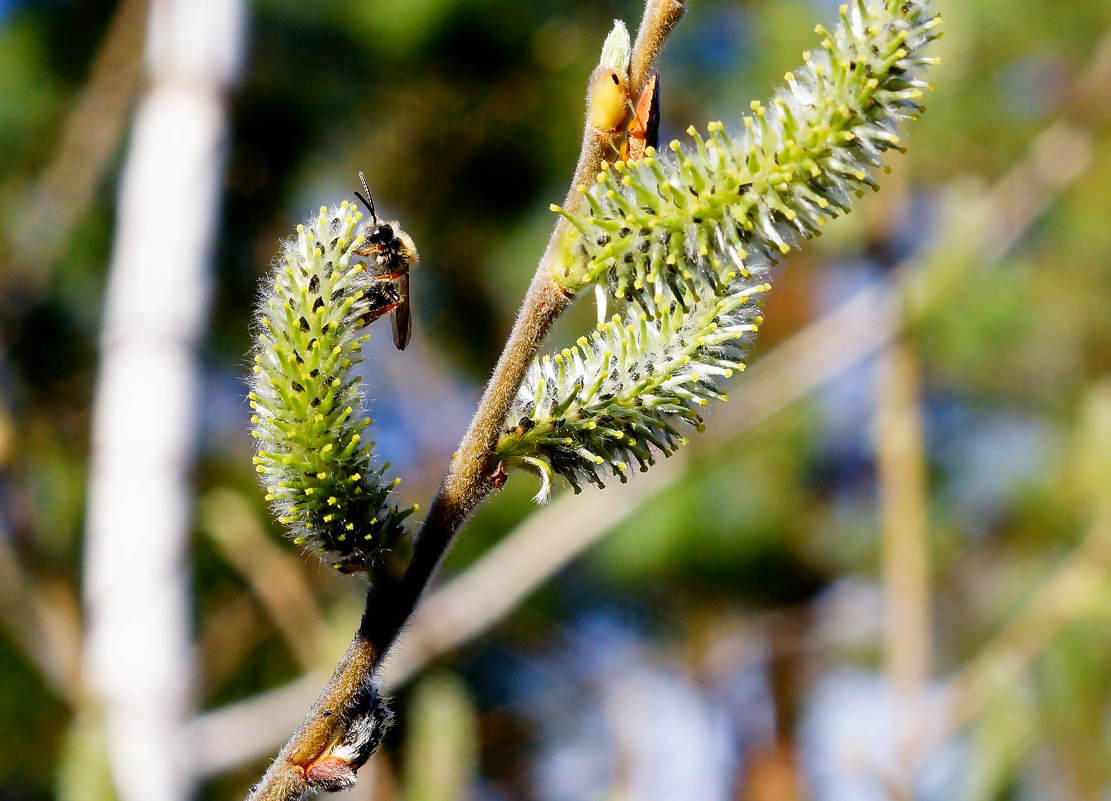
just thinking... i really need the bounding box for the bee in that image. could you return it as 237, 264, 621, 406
620, 71, 661, 163
352, 171, 417, 350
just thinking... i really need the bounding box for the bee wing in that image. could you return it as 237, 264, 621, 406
641, 72, 661, 152
391, 273, 412, 350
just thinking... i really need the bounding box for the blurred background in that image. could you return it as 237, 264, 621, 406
2, 0, 1111, 799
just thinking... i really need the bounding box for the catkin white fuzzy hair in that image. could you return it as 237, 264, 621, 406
303, 681, 394, 792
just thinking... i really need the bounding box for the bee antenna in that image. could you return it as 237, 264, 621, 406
354, 171, 377, 223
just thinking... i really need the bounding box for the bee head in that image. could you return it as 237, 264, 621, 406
366, 223, 395, 245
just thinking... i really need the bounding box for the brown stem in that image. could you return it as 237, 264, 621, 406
358, 269, 572, 670
243, 3, 687, 798
245, 599, 380, 800
630, 0, 687, 98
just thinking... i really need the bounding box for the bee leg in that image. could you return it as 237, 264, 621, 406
370, 272, 405, 281
362, 301, 400, 325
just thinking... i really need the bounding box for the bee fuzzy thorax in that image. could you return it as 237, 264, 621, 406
395, 228, 418, 266
356, 222, 417, 269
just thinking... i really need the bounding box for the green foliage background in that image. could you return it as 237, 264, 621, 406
1, 0, 1110, 798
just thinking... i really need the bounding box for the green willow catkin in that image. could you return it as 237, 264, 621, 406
501, 0, 939, 497
249, 202, 414, 572
554, 0, 940, 311
498, 279, 771, 500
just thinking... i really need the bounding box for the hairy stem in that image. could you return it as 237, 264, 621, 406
243, 3, 686, 799
245, 599, 380, 801
629, 0, 686, 96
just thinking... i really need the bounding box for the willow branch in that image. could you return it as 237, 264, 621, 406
243, 4, 686, 799
217, 26, 1105, 783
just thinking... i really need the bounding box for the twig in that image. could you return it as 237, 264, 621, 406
629, 0, 686, 95
940, 513, 1111, 737
201, 57, 1108, 772
243, 3, 686, 798
875, 335, 932, 793
200, 490, 327, 672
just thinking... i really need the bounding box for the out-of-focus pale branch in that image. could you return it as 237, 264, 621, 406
82, 1, 245, 800
941, 514, 1111, 737
876, 338, 932, 792
199, 490, 328, 672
